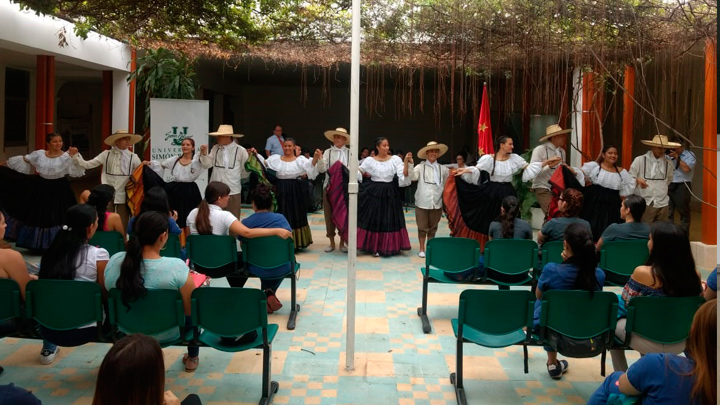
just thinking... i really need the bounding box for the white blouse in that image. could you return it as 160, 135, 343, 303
265, 155, 319, 180
582, 161, 636, 197
460, 154, 541, 184
359, 155, 411, 186
7, 150, 85, 179
148, 155, 204, 182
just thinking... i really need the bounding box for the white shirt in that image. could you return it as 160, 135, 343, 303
581, 161, 635, 197
460, 154, 541, 184
199, 142, 248, 195
265, 155, 320, 180
358, 156, 412, 186
7, 150, 85, 179
410, 160, 450, 209
72, 147, 142, 204
629, 151, 674, 207
186, 204, 238, 235
72, 244, 109, 328
317, 146, 350, 189
529, 142, 585, 189
148, 155, 205, 182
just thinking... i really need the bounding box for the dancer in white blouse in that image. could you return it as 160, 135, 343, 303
0, 132, 85, 250
143, 137, 206, 229
357, 137, 412, 257
580, 145, 636, 241
316, 128, 351, 253
199, 125, 248, 219
265, 137, 323, 249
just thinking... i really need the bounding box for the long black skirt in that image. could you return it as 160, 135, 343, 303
275, 179, 312, 249
580, 184, 622, 242
456, 179, 516, 235
357, 178, 411, 256
140, 168, 202, 228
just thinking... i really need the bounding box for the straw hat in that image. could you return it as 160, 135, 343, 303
641, 135, 681, 149
208, 125, 244, 138
417, 141, 449, 160
104, 130, 142, 146
324, 127, 350, 143
538, 124, 572, 143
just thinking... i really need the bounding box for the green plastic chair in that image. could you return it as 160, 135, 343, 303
186, 235, 238, 272
620, 296, 705, 347
107, 288, 188, 346
540, 240, 564, 269
25, 280, 105, 342
417, 237, 481, 334
89, 231, 125, 257
538, 290, 618, 376
0, 279, 22, 337
483, 239, 539, 286
450, 289, 535, 405
242, 236, 301, 330
599, 240, 649, 286
191, 287, 279, 404
161, 233, 183, 259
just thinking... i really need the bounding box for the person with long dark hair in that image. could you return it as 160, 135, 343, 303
595, 194, 649, 250
143, 137, 206, 229
92, 333, 202, 405
86, 184, 125, 237
127, 186, 182, 236
487, 195, 533, 240
37, 204, 108, 365
534, 223, 605, 380
103, 212, 199, 371
580, 145, 635, 242
0, 132, 85, 250
537, 188, 591, 244
264, 137, 322, 249
609, 221, 703, 371
590, 299, 716, 405
357, 137, 412, 257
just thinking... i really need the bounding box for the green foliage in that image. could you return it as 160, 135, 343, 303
512, 148, 538, 221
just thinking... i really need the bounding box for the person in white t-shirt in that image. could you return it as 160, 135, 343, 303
37, 204, 109, 365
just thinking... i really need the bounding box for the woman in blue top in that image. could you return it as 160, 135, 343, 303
127, 186, 182, 236
534, 223, 605, 380
241, 184, 293, 313
589, 299, 716, 405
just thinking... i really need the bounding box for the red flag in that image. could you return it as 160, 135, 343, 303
477, 83, 494, 155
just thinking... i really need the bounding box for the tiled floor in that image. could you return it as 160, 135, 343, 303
1, 209, 712, 404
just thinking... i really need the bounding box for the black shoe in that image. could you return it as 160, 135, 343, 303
547, 360, 569, 380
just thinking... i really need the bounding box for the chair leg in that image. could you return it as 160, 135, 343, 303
600, 349, 606, 377
450, 338, 467, 405
287, 274, 300, 330
258, 341, 279, 405
417, 277, 431, 333
523, 344, 529, 374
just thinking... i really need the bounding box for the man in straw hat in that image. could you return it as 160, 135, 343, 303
407, 141, 450, 258
199, 125, 248, 219
629, 135, 678, 224
529, 124, 584, 215
316, 127, 351, 253
68, 130, 143, 226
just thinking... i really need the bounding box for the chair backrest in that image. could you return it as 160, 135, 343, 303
599, 240, 649, 286
25, 280, 103, 330
425, 237, 480, 273
458, 289, 535, 337
541, 240, 564, 267
539, 290, 618, 339
0, 278, 21, 323
484, 239, 538, 276
161, 233, 183, 259
626, 296, 705, 344
191, 287, 267, 337
107, 288, 185, 338
89, 231, 125, 257
241, 236, 295, 270
186, 235, 237, 269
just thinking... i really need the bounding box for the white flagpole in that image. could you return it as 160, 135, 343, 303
345, 0, 361, 371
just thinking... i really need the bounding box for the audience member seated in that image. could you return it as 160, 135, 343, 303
186, 181, 291, 286
0, 211, 35, 341
537, 188, 591, 244
610, 222, 703, 371
704, 267, 717, 301
127, 186, 182, 236
92, 333, 202, 405
595, 194, 650, 250
0, 383, 41, 405
85, 184, 125, 238
589, 299, 716, 405
37, 204, 109, 365
534, 223, 605, 380
103, 212, 199, 372
241, 184, 292, 313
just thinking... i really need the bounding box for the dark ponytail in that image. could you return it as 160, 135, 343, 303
563, 223, 598, 296
498, 195, 519, 239
87, 184, 115, 230
250, 183, 273, 211
117, 211, 168, 308
40, 204, 97, 280
196, 181, 231, 235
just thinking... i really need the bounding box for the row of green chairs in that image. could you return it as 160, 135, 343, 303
89, 231, 182, 259
1, 279, 278, 405
450, 289, 704, 405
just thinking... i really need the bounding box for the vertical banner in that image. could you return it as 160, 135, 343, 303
149, 99, 209, 196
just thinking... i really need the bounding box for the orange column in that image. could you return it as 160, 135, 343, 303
34, 55, 47, 149
621, 66, 635, 169
102, 71, 113, 150
581, 72, 603, 162
702, 39, 717, 245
